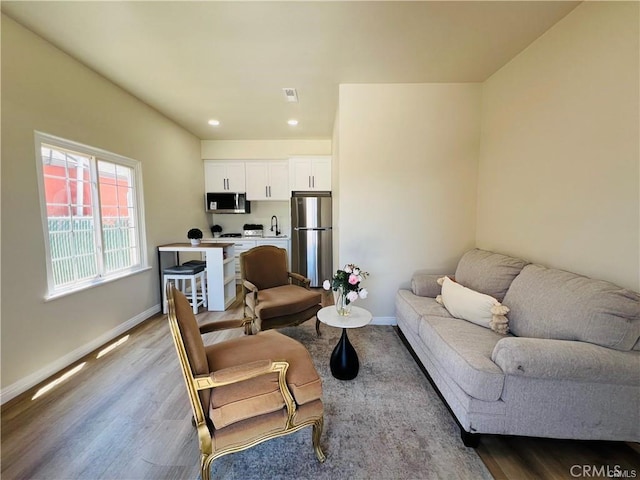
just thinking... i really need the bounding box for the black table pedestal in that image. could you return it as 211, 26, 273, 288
330, 328, 359, 380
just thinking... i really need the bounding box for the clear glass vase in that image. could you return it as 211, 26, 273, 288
334, 286, 352, 316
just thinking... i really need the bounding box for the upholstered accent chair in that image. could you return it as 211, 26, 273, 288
241, 245, 322, 335
166, 284, 326, 480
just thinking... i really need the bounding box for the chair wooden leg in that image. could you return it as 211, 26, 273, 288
200, 454, 213, 480
312, 416, 326, 463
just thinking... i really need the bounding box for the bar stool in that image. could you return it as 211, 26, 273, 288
163, 264, 207, 314
182, 260, 207, 299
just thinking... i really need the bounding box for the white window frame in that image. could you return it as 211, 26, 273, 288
35, 131, 149, 299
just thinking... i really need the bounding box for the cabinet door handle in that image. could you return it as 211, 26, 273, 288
269, 186, 271, 197
265, 186, 268, 197
308, 175, 311, 188
312, 175, 315, 188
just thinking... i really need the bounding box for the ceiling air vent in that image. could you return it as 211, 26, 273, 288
282, 88, 298, 103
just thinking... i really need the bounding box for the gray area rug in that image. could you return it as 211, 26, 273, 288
208, 321, 492, 480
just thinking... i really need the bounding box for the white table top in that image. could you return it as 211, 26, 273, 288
317, 305, 372, 329
158, 242, 233, 252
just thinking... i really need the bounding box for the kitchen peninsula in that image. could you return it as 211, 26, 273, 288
203, 236, 290, 283
157, 242, 236, 311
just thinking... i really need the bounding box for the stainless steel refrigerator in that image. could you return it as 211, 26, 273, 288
291, 191, 332, 287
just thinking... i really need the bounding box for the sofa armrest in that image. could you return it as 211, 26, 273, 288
411, 271, 453, 297
492, 337, 640, 386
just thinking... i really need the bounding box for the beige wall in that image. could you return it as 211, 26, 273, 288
336, 84, 481, 319
477, 1, 639, 291
1, 16, 205, 397
331, 105, 341, 269
201, 139, 331, 159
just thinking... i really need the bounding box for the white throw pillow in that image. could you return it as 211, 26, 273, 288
436, 276, 510, 334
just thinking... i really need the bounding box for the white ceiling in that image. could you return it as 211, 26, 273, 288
2, 1, 580, 140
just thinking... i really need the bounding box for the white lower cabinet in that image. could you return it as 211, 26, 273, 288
206, 238, 290, 282
256, 238, 289, 250
231, 240, 258, 281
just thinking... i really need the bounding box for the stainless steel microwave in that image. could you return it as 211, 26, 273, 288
205, 192, 251, 214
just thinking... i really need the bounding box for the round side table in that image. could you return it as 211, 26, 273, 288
317, 305, 372, 380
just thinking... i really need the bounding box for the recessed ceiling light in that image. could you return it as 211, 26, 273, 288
208, 119, 220, 126
287, 119, 299, 126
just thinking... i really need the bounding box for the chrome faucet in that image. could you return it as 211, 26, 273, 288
270, 215, 280, 236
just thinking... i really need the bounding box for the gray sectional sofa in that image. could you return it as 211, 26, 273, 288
395, 249, 640, 447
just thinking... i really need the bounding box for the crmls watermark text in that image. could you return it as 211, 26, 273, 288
571, 464, 637, 478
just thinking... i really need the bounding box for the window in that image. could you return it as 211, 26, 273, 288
35, 132, 147, 298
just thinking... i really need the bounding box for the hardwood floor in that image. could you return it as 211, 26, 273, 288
2, 293, 638, 479
1, 300, 247, 480
477, 436, 639, 480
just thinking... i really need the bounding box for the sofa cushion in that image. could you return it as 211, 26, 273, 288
455, 249, 528, 302
492, 337, 640, 386
395, 289, 452, 336
503, 264, 640, 351
411, 271, 453, 297
418, 315, 507, 401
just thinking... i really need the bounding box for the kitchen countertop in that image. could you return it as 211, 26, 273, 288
203, 235, 289, 241
158, 242, 234, 249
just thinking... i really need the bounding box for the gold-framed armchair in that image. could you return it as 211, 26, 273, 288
241, 245, 322, 335
166, 284, 325, 480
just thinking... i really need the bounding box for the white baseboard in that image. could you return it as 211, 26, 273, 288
371, 316, 397, 326
0, 304, 161, 405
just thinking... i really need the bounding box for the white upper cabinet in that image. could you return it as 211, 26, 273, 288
289, 156, 331, 191
245, 161, 289, 200
204, 161, 246, 192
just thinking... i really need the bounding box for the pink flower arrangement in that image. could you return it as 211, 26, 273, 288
323, 263, 369, 305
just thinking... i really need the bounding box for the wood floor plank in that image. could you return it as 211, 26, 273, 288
476, 435, 640, 480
